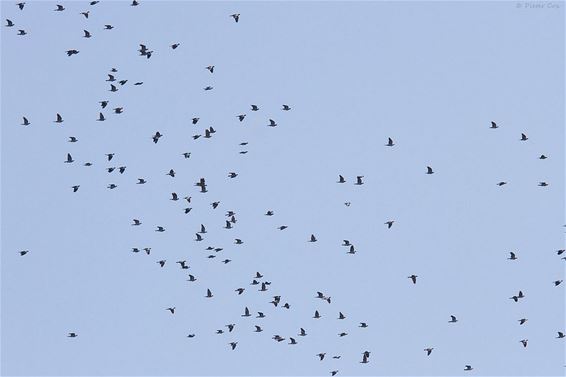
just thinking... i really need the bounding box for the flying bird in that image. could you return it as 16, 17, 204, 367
205, 289, 213, 298
21, 117, 30, 126
83, 30, 91, 38
6, 19, 14, 27
230, 13, 240, 22
309, 234, 317, 242
386, 137, 394, 146
520, 133, 528, 141
355, 176, 364, 185
282, 104, 291, 111
508, 252, 517, 260
426, 166, 434, 174
449, 315, 458, 323
490, 121, 498, 129
64, 153, 74, 163
55, 4, 65, 11
337, 175, 346, 183
408, 274, 418, 284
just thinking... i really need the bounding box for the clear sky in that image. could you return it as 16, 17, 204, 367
1, 1, 565, 376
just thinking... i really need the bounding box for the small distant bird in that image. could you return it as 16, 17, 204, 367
64, 153, 74, 163
497, 181, 507, 186
408, 274, 418, 284
169, 43, 180, 50
152, 131, 162, 144
66, 49, 80, 56
344, 202, 351, 206
113, 107, 123, 114
508, 252, 517, 260
449, 315, 458, 323
134, 82, 143, 85
106, 167, 115, 173
309, 234, 317, 242
278, 225, 288, 230
557, 332, 565, 338
355, 176, 364, 185
385, 220, 395, 229
386, 137, 395, 146
520, 133, 528, 141
520, 339, 528, 348
166, 307, 175, 314
99, 101, 108, 109
118, 166, 126, 174
539, 155, 547, 159
226, 324, 235, 332
313, 310, 321, 319
251, 104, 259, 111
257, 312, 265, 318
182, 152, 191, 159
518, 318, 528, 325
83, 30, 91, 38
242, 307, 251, 317
6, 19, 15, 27
337, 175, 346, 183
17, 3, 25, 10
67, 333, 78, 338
230, 13, 240, 22
359, 322, 368, 328
212, 201, 220, 209
118, 80, 127, 86
338, 312, 346, 319
282, 104, 291, 111
235, 288, 245, 295
235, 239, 243, 244
157, 260, 166, 267
107, 184, 117, 189
155, 226, 165, 232
17, 29, 27, 35
131, 0, 139, 5
19, 250, 29, 256
538, 182, 548, 187
331, 371, 339, 376
166, 169, 175, 177
132, 219, 141, 226
205, 289, 213, 298
109, 84, 118, 92
170, 193, 178, 201
424, 347, 434, 356
55, 4, 65, 11
237, 114, 246, 122
464, 365, 473, 371
137, 178, 146, 184
204, 86, 213, 91
224, 221, 232, 229
360, 354, 369, 364
143, 248, 151, 255
426, 166, 434, 174
490, 121, 498, 129
90, 1, 99, 4
268, 119, 277, 127
317, 353, 326, 361
187, 334, 195, 338
254, 325, 263, 332
104, 25, 114, 30
228, 172, 238, 178
289, 338, 297, 344
229, 342, 238, 350
176, 260, 188, 269
206, 65, 214, 73
80, 11, 89, 18
192, 117, 200, 124
21, 117, 30, 126
187, 274, 197, 282
554, 280, 563, 286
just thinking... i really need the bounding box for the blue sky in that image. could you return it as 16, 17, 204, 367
1, 1, 564, 376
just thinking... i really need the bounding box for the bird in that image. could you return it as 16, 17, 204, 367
557, 332, 565, 338
299, 328, 307, 336
157, 260, 166, 267
518, 318, 528, 325
199, 224, 207, 234
64, 153, 74, 163
508, 252, 517, 260
143, 248, 151, 255
204, 86, 213, 91
359, 322, 368, 328
187, 334, 195, 338
155, 226, 165, 232
118, 166, 126, 174
195, 178, 207, 192
386, 137, 395, 146
289, 338, 297, 344
90, 0, 99, 4
187, 274, 197, 282
355, 176, 364, 185
106, 167, 116, 173
19, 250, 29, 256
282, 104, 291, 111
520, 133, 528, 141
278, 225, 288, 230
152, 131, 162, 144
538, 182, 548, 187
313, 310, 321, 319
229, 342, 237, 350
170, 193, 178, 201
17, 29, 27, 35
21, 117, 30, 126
338, 332, 347, 337
176, 260, 188, 269
195, 233, 203, 242
6, 19, 15, 27
131, 0, 139, 5
109, 84, 118, 92
424, 347, 433, 356
385, 220, 395, 229
317, 353, 326, 361
254, 325, 263, 332
55, 4, 65, 11
83, 30, 91, 38
237, 114, 246, 122
182, 152, 191, 159
113, 107, 123, 114
464, 365, 473, 371
360, 354, 369, 364
235, 239, 243, 244
107, 184, 118, 189
224, 221, 232, 229
520, 339, 528, 348
242, 307, 251, 317
554, 280, 563, 286
408, 274, 418, 284
338, 312, 346, 319
205, 289, 213, 298
80, 11, 89, 18
136, 178, 146, 184
166, 169, 175, 177
226, 324, 235, 332
539, 154, 548, 159
256, 312, 265, 318
166, 307, 175, 314
497, 181, 507, 186
206, 65, 214, 73
449, 315, 458, 323
104, 24, 114, 30
265, 210, 274, 216
192, 117, 200, 124
67, 333, 78, 337
212, 201, 220, 209
490, 121, 498, 129
268, 119, 277, 127
251, 104, 259, 111
235, 288, 245, 295
230, 13, 240, 22
17, 3, 25, 10
132, 219, 142, 226
330, 371, 339, 376
118, 80, 127, 86
426, 166, 434, 174
309, 234, 317, 242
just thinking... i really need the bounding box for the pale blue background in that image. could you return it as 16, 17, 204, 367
1, 1, 564, 376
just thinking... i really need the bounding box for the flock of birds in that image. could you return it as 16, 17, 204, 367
7, 1, 565, 375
